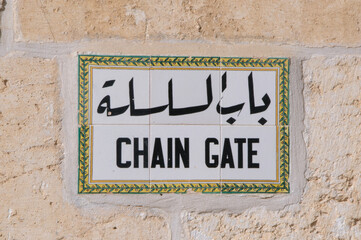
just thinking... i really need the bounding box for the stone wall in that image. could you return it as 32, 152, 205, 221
0, 1, 360, 239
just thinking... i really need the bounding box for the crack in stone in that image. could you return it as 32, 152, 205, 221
0, 162, 61, 185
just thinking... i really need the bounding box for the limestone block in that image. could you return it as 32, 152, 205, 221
15, 0, 361, 46
182, 56, 361, 239
15, 0, 146, 42
0, 56, 61, 183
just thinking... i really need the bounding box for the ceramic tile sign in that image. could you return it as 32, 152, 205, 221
78, 55, 289, 194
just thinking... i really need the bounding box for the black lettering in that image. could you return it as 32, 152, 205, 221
248, 72, 271, 114
221, 138, 235, 168
169, 75, 213, 115
116, 138, 131, 168
134, 138, 148, 168
205, 138, 219, 168
248, 138, 260, 168
97, 95, 129, 116
151, 138, 165, 168
216, 72, 245, 115
234, 138, 246, 168
129, 78, 168, 115
175, 138, 189, 168
167, 138, 172, 168
102, 79, 115, 88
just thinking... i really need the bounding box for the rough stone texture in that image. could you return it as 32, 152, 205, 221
15, 0, 361, 46
0, 57, 61, 182
182, 56, 361, 239
0, 56, 170, 239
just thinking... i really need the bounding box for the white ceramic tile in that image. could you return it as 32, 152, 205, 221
90, 125, 150, 183
150, 69, 220, 125
150, 125, 220, 183
220, 126, 277, 182
88, 65, 281, 187
220, 69, 277, 126
91, 67, 150, 125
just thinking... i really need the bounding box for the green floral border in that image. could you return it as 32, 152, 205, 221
78, 55, 289, 194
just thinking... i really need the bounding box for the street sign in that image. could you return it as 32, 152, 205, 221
78, 55, 289, 193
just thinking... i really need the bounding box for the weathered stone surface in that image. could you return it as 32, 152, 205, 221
0, 165, 171, 239
15, 0, 361, 46
15, 0, 146, 42
0, 57, 61, 183
182, 56, 361, 239
0, 56, 171, 240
